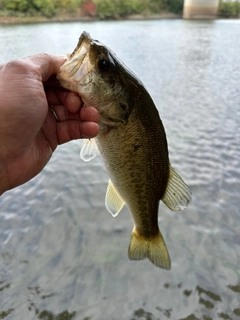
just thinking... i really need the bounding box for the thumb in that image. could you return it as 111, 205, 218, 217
25, 54, 66, 83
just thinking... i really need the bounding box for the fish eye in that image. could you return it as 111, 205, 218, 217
98, 58, 114, 73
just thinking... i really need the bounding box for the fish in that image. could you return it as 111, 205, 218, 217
56, 31, 191, 270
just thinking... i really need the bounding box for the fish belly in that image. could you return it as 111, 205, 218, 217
97, 112, 169, 236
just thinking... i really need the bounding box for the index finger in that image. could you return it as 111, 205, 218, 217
25, 53, 66, 83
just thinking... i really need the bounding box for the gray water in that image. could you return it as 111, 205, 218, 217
0, 19, 240, 320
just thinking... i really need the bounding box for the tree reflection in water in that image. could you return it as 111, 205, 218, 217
0, 281, 239, 319
29, 302, 76, 320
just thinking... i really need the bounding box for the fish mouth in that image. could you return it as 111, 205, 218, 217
63, 33, 91, 76
71, 31, 92, 58
57, 32, 94, 88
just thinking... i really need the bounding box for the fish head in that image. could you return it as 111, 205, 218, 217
57, 31, 132, 127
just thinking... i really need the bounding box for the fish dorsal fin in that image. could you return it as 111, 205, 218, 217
162, 165, 192, 211
105, 179, 125, 217
80, 138, 99, 162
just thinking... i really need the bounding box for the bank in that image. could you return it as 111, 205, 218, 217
0, 10, 238, 25
0, 12, 183, 25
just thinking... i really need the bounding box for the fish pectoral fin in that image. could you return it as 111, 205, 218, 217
128, 228, 171, 270
80, 138, 99, 162
105, 179, 125, 217
162, 165, 192, 211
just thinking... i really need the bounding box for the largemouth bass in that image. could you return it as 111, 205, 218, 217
57, 32, 191, 270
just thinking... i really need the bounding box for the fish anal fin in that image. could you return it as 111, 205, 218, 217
105, 179, 125, 217
128, 228, 171, 270
162, 165, 192, 211
80, 138, 99, 162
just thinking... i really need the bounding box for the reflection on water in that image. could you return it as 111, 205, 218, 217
0, 19, 240, 320
1, 281, 239, 320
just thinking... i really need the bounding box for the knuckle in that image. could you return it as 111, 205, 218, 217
5, 59, 38, 77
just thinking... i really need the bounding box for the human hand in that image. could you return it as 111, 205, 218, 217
0, 54, 99, 195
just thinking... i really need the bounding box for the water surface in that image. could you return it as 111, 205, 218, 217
0, 19, 239, 320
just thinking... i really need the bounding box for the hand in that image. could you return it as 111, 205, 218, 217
0, 54, 100, 195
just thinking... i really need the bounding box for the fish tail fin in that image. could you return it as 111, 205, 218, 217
128, 228, 171, 270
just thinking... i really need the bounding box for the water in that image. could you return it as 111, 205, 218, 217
0, 19, 240, 320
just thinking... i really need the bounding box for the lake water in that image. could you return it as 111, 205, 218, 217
0, 19, 240, 320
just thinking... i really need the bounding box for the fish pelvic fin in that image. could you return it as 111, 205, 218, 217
128, 228, 171, 270
162, 165, 192, 211
80, 138, 99, 162
105, 179, 125, 217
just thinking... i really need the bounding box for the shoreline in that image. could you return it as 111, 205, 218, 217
0, 13, 186, 25
0, 12, 238, 25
